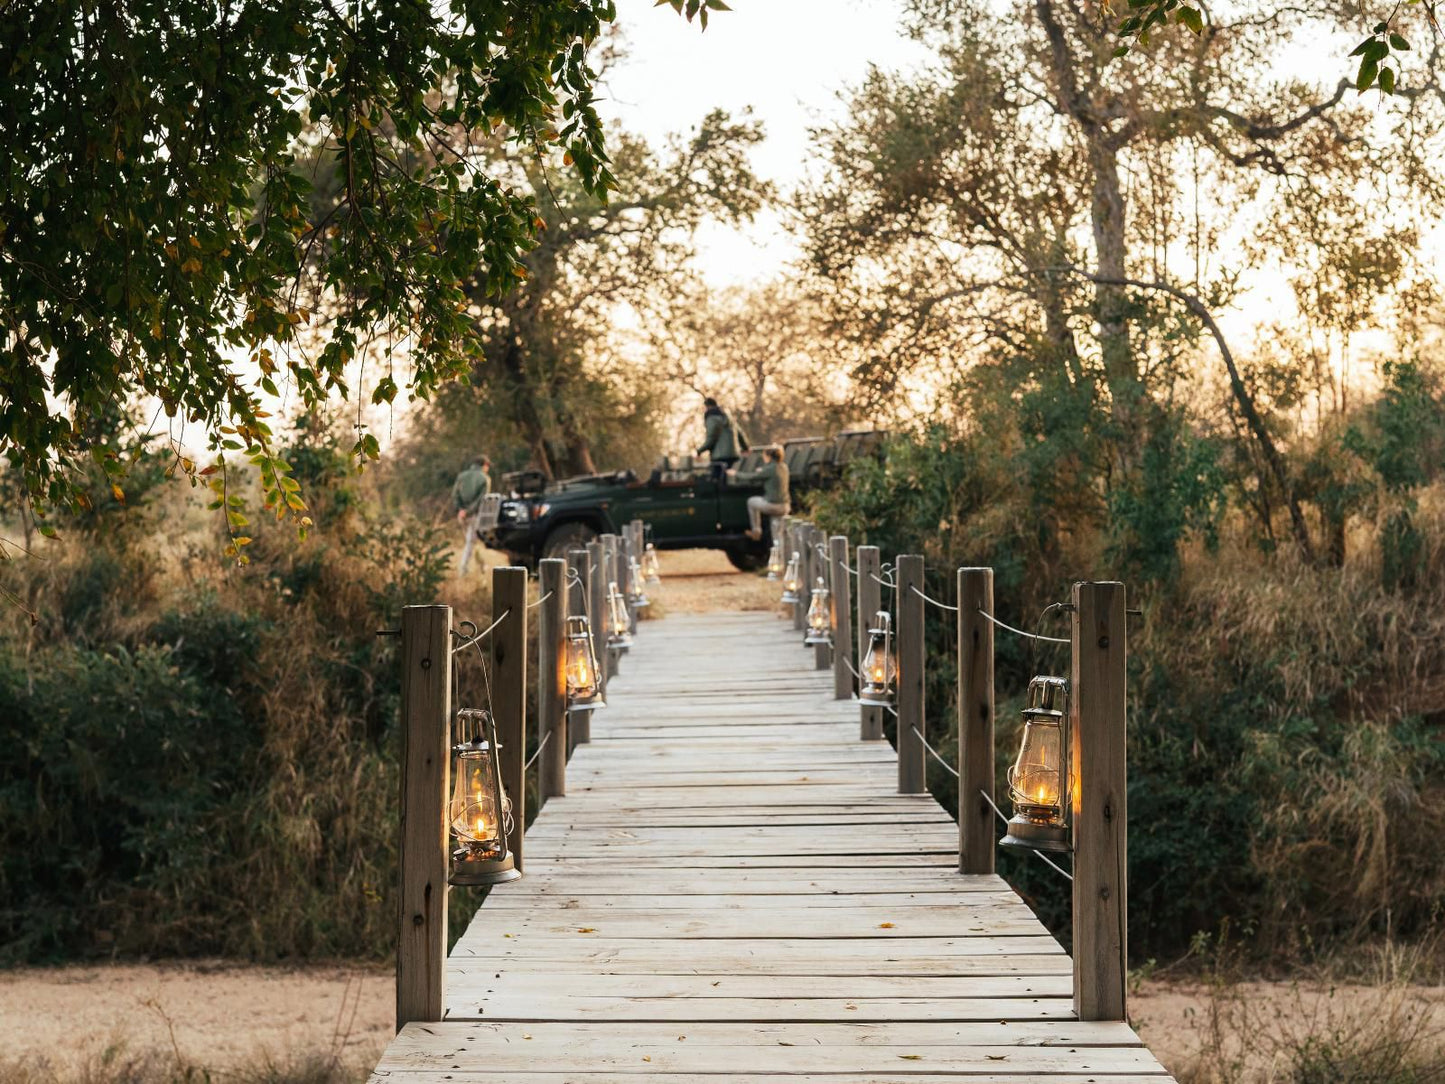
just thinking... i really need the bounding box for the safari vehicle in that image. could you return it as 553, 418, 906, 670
482, 429, 887, 571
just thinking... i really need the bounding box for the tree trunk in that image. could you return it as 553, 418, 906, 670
1089, 142, 1138, 438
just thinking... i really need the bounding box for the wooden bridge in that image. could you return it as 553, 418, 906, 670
372, 523, 1176, 1083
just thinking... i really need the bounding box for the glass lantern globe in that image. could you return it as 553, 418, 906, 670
1000, 676, 1072, 854
858, 610, 898, 706
641, 543, 662, 586
448, 708, 521, 885
780, 552, 802, 604
564, 614, 605, 711
804, 577, 832, 646
766, 541, 783, 581
606, 580, 633, 650
627, 557, 651, 609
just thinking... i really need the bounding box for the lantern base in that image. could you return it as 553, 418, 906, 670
449, 850, 521, 886
858, 689, 894, 707
568, 694, 607, 713
1000, 815, 1072, 854
804, 630, 831, 647
781, 590, 799, 604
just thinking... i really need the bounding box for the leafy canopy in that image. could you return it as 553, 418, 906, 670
0, 0, 716, 545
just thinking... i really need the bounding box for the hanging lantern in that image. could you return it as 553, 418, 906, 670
448, 708, 521, 885
766, 541, 783, 581
804, 577, 832, 646
606, 580, 633, 650
780, 552, 802, 603
627, 557, 651, 609
858, 610, 898, 706
564, 614, 605, 711
641, 542, 662, 586
1000, 676, 1071, 854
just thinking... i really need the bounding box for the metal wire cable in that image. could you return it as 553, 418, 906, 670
978, 787, 1074, 881
451, 609, 512, 655
910, 584, 959, 612
524, 730, 551, 771
977, 608, 1070, 644
527, 589, 554, 610
843, 656, 861, 680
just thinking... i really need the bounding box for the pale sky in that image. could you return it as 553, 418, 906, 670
601, 0, 931, 284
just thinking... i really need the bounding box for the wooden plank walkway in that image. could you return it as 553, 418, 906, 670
372, 611, 1176, 1082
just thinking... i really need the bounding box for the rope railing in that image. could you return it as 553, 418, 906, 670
451, 609, 512, 655
976, 608, 1070, 644
910, 584, 958, 612
524, 730, 551, 771
918, 729, 959, 780
527, 589, 554, 610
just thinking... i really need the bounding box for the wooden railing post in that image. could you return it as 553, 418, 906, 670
491, 567, 528, 872
829, 535, 853, 699
956, 567, 995, 874
1071, 580, 1128, 1022
856, 545, 883, 740
396, 603, 451, 1030
581, 539, 605, 743
621, 529, 638, 635
792, 521, 808, 632
896, 554, 926, 794
538, 557, 567, 800
812, 526, 829, 671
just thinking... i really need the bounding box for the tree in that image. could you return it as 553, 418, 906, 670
0, 0, 715, 531
451, 109, 770, 479
799, 0, 1444, 564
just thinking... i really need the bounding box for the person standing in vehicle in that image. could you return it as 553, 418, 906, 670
730, 445, 789, 542
452, 455, 492, 574
696, 397, 746, 479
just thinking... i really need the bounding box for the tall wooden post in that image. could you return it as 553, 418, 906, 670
957, 567, 995, 874
538, 558, 567, 800
856, 545, 883, 740
1071, 580, 1128, 1022
792, 522, 808, 632
396, 604, 451, 1030
582, 539, 606, 743
621, 532, 638, 635
600, 534, 620, 676
491, 567, 528, 871
779, 516, 793, 618
896, 554, 926, 794
829, 535, 853, 699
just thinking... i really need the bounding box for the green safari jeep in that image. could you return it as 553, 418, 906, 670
481, 429, 886, 571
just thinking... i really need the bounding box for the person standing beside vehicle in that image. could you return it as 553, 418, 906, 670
452, 455, 492, 574
730, 445, 789, 542
696, 397, 747, 479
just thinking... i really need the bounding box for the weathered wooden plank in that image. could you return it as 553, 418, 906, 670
444, 994, 1078, 1022
445, 972, 1074, 999
374, 1074, 1168, 1084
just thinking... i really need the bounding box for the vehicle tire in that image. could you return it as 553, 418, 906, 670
542, 521, 599, 561
725, 545, 768, 573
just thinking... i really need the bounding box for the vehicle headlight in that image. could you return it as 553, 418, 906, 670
531, 503, 550, 520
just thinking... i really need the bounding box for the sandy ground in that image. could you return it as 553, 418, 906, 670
644, 546, 780, 614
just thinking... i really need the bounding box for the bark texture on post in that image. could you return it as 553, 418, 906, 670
856, 545, 883, 740
957, 567, 995, 875
829, 535, 853, 699
582, 539, 605, 744
538, 558, 567, 800
896, 554, 926, 794
396, 604, 451, 1030
1071, 580, 1128, 1022
490, 567, 528, 872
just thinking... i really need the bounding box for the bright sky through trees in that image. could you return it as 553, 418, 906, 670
604, 0, 931, 285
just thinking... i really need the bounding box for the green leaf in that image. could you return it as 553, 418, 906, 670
1349, 36, 1375, 56
1177, 6, 1204, 34
1356, 55, 1379, 90
1390, 32, 1410, 49
1379, 66, 1396, 93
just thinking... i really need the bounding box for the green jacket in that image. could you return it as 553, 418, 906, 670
451, 465, 491, 514
697, 409, 741, 461
735, 460, 789, 506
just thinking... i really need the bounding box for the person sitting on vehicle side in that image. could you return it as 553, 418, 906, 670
729, 446, 789, 542
452, 455, 491, 574
696, 397, 748, 479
